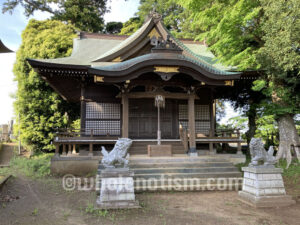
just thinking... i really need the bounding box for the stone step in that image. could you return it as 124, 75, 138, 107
132, 167, 239, 174
129, 150, 186, 155
129, 162, 233, 169
134, 183, 242, 192
133, 177, 243, 185
95, 177, 243, 194
129, 146, 184, 150
129, 157, 231, 164
95, 177, 243, 185
134, 171, 242, 179
131, 141, 182, 144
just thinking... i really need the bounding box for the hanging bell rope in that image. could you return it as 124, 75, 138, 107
155, 95, 165, 108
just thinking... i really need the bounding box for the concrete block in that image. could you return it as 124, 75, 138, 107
239, 166, 294, 208
97, 168, 140, 209
239, 191, 295, 208
257, 174, 264, 180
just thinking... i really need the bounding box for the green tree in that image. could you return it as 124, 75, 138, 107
120, 17, 143, 35
120, 0, 195, 38
255, 114, 278, 149
14, 20, 79, 152
2, 0, 109, 32
256, 0, 300, 165
178, 0, 300, 166
104, 21, 123, 34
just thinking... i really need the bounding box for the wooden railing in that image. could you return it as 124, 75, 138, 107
214, 129, 240, 138
53, 128, 119, 157
55, 128, 95, 138
55, 128, 121, 139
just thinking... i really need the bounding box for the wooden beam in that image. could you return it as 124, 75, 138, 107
117, 91, 199, 100
122, 93, 129, 138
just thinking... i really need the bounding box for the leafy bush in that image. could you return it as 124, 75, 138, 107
10, 153, 53, 178
14, 20, 79, 153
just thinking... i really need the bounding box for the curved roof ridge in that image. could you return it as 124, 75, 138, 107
161, 24, 237, 75
91, 52, 239, 76
92, 19, 154, 62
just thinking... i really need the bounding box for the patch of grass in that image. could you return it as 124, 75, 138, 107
277, 159, 300, 184
235, 155, 251, 172
7, 153, 53, 178
31, 208, 39, 216
0, 167, 10, 176
62, 209, 71, 220
82, 203, 108, 218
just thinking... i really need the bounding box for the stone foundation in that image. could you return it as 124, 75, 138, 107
238, 167, 295, 208
51, 156, 99, 176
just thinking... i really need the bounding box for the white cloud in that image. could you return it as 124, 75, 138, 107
0, 53, 17, 124
219, 101, 241, 125
104, 0, 139, 23
0, 1, 140, 125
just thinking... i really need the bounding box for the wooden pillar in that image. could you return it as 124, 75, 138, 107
237, 130, 242, 154
68, 144, 72, 155
122, 93, 129, 138
188, 93, 197, 156
88, 143, 93, 156
55, 144, 60, 157
72, 144, 76, 154
62, 144, 66, 155
209, 95, 216, 155
80, 84, 85, 135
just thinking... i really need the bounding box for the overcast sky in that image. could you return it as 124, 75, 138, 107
0, 0, 239, 125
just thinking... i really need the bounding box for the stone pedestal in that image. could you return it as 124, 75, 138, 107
96, 168, 140, 209
147, 145, 172, 157
238, 167, 295, 208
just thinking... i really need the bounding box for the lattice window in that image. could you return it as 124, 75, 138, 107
85, 102, 121, 136
195, 105, 210, 120
85, 121, 120, 135
86, 102, 120, 119
195, 121, 210, 135
178, 104, 211, 135
179, 104, 188, 120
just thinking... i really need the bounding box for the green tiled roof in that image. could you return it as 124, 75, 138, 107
162, 24, 237, 75
30, 18, 239, 76
92, 19, 153, 62
91, 52, 238, 76
36, 38, 122, 65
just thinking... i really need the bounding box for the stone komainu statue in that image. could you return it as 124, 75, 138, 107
249, 138, 276, 167
101, 138, 133, 168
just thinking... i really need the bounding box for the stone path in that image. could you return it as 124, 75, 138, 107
0, 175, 299, 225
